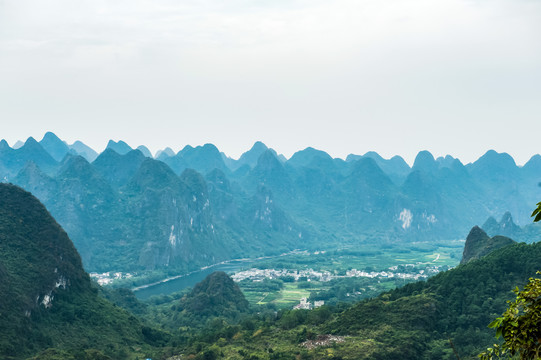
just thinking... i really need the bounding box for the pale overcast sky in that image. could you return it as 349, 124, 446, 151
1, 0, 540, 164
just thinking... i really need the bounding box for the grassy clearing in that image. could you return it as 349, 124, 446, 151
244, 283, 315, 308
275, 283, 312, 305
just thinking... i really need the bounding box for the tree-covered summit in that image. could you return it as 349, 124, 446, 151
0, 184, 163, 359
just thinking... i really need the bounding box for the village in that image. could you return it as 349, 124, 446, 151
90, 271, 134, 286
230, 263, 448, 310
231, 263, 444, 283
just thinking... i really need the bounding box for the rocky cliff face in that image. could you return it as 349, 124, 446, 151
461, 226, 516, 264
127, 163, 219, 268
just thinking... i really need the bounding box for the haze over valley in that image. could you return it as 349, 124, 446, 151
2, 0, 541, 358
3, 132, 540, 279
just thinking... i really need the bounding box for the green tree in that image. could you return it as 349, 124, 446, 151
478, 273, 541, 359
479, 205, 541, 359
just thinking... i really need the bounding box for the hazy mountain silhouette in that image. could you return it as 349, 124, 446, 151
39, 131, 72, 162
69, 140, 99, 162
105, 139, 133, 155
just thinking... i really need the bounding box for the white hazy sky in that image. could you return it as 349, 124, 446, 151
1, 0, 540, 164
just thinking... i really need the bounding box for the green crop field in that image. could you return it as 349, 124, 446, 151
237, 241, 463, 309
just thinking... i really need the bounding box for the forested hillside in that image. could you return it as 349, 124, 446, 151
167, 241, 540, 360
0, 184, 165, 359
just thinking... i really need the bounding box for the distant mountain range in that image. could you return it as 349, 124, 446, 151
2, 132, 541, 273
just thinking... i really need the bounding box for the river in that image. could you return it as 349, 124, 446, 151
133, 261, 253, 300
133, 250, 304, 300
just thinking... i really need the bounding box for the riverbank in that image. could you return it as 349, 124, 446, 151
131, 249, 305, 299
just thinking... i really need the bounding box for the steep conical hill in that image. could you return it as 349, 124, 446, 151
347, 152, 410, 183
0, 184, 159, 359
498, 211, 521, 236
0, 183, 88, 311
175, 271, 249, 324
247, 149, 294, 198
136, 145, 152, 158
155, 147, 175, 160
468, 150, 518, 180
481, 211, 540, 243
235, 141, 271, 170
461, 226, 516, 264
412, 150, 438, 173
178, 143, 229, 174
39, 132, 72, 162
68, 140, 98, 162
105, 139, 132, 155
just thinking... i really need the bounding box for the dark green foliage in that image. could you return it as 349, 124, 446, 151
309, 277, 395, 305
359, 242, 541, 358
480, 273, 541, 359
175, 242, 541, 360
478, 204, 541, 360
174, 272, 249, 326
238, 278, 284, 292
100, 287, 148, 316
0, 184, 161, 359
